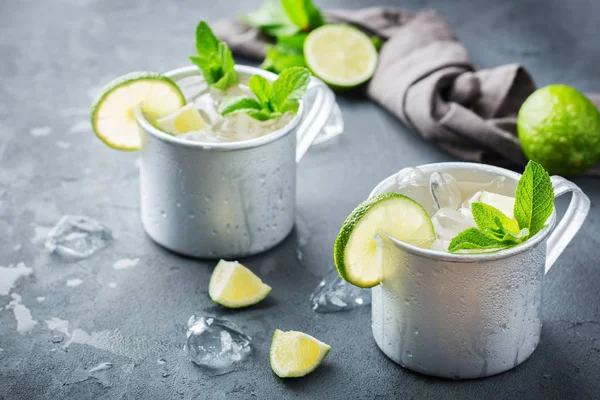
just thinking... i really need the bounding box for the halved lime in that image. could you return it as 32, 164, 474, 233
479, 191, 515, 219
304, 24, 378, 89
156, 103, 208, 135
270, 329, 331, 378
334, 193, 436, 288
91, 72, 185, 151
208, 260, 271, 308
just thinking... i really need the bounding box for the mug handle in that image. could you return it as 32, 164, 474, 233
295, 77, 336, 162
545, 176, 590, 273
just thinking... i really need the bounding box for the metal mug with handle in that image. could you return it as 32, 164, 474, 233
369, 162, 590, 379
135, 65, 336, 258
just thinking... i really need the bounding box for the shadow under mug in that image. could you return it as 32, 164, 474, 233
369, 162, 590, 379
135, 65, 335, 258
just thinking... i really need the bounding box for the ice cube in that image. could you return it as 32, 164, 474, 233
194, 93, 224, 126
430, 172, 462, 210
184, 315, 252, 374
430, 238, 450, 252
309, 269, 371, 313
461, 191, 482, 210
45, 216, 112, 260
386, 168, 436, 214
177, 76, 209, 102
431, 208, 476, 241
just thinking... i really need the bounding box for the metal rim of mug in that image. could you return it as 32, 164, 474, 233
134, 65, 303, 151
369, 162, 557, 263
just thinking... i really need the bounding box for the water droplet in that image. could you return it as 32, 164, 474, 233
188, 213, 196, 219
413, 328, 419, 335
211, 230, 217, 236
406, 351, 413, 358
176, 202, 181, 208
161, 211, 167, 219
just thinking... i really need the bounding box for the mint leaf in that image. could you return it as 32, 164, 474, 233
189, 21, 237, 90
219, 96, 263, 116
242, 1, 298, 37
471, 202, 520, 237
281, 0, 326, 31
370, 35, 383, 51
261, 44, 306, 73
272, 66, 310, 113
260, 33, 307, 74
248, 75, 275, 110
496, 227, 530, 244
448, 228, 510, 253
514, 160, 554, 237
220, 67, 310, 121
277, 32, 308, 50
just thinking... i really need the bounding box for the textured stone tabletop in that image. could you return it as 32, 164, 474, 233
1, 0, 599, 399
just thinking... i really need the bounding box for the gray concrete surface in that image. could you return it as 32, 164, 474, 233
1, 0, 599, 399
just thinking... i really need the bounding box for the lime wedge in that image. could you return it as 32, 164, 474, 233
304, 24, 378, 89
334, 193, 436, 288
91, 72, 185, 151
156, 103, 208, 135
208, 260, 271, 308
270, 329, 331, 378
479, 191, 515, 219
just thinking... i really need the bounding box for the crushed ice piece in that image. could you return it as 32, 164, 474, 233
89, 362, 113, 374
391, 168, 437, 215
88, 362, 113, 388
6, 293, 37, 333
45, 317, 70, 336
36, 297, 46, 303
0, 262, 33, 296
66, 279, 83, 287
52, 335, 64, 343
157, 358, 167, 365
56, 141, 71, 149
69, 120, 91, 134
113, 258, 139, 270
184, 315, 252, 374
430, 172, 462, 210
430, 238, 450, 252
431, 208, 476, 241
30, 126, 51, 137
310, 270, 371, 313
45, 215, 113, 260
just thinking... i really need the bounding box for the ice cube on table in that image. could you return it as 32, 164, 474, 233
185, 315, 252, 374
431, 208, 476, 241
430, 172, 462, 210
310, 269, 371, 313
45, 216, 112, 260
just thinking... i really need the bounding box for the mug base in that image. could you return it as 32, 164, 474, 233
372, 330, 539, 380
141, 220, 294, 259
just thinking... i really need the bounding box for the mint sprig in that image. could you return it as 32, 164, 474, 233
261, 33, 307, 73
189, 21, 237, 90
219, 67, 310, 121
243, 1, 299, 37
448, 161, 554, 253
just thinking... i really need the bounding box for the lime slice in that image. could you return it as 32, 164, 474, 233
334, 193, 436, 288
156, 103, 208, 135
304, 24, 378, 89
208, 260, 271, 308
91, 72, 185, 151
270, 329, 331, 378
479, 191, 515, 219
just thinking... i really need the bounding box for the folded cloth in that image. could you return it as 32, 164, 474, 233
213, 8, 600, 175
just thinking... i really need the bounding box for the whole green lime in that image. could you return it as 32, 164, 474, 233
517, 84, 600, 175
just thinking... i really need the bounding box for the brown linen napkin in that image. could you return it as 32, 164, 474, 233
213, 8, 600, 174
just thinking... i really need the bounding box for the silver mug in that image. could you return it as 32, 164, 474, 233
135, 65, 335, 258
370, 162, 590, 379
